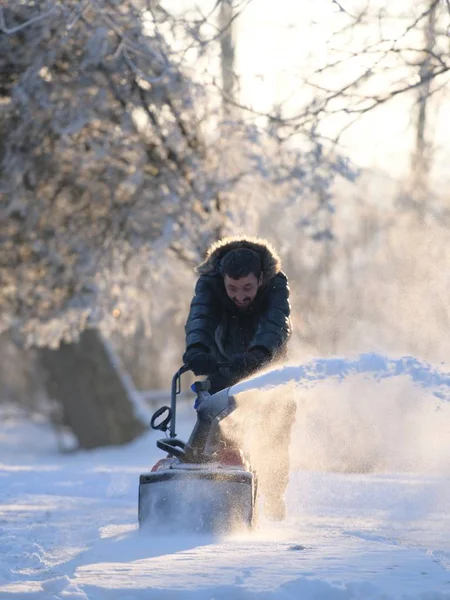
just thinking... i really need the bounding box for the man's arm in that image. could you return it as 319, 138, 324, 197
182, 274, 221, 373
249, 271, 292, 357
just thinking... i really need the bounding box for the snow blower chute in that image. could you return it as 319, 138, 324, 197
138, 365, 256, 533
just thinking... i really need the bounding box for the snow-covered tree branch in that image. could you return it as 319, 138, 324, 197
0, 1, 226, 346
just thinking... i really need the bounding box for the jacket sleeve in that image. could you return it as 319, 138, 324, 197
249, 272, 292, 357
183, 274, 221, 360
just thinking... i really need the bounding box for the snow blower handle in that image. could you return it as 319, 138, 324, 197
168, 364, 191, 438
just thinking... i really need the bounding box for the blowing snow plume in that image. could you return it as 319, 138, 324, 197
223, 354, 450, 476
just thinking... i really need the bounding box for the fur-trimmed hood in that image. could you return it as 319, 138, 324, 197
196, 236, 282, 284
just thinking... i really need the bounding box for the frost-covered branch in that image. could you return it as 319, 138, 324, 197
208, 1, 450, 142
0, 0, 226, 346
0, 5, 60, 34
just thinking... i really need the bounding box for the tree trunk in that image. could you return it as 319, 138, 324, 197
219, 0, 237, 118
410, 0, 438, 218
39, 329, 146, 449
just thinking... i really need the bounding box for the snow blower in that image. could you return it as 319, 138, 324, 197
138, 365, 256, 534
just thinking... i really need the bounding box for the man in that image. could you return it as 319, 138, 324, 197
183, 236, 291, 392
183, 236, 294, 520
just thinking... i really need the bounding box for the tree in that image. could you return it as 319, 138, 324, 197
219, 1, 449, 150
0, 0, 231, 448
0, 1, 358, 442
0, 0, 225, 347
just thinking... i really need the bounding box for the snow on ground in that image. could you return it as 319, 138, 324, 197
2, 354, 450, 599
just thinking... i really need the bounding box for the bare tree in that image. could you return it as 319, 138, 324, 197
214, 1, 449, 148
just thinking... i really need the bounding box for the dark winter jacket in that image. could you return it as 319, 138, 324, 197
183, 237, 292, 381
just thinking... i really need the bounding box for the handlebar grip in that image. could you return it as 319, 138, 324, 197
150, 406, 172, 432
156, 438, 186, 459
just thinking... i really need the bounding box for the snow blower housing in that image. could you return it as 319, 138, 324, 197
138, 366, 256, 533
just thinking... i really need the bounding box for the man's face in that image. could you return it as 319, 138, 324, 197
224, 273, 263, 310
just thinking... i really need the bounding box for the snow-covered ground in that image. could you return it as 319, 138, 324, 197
2, 354, 450, 599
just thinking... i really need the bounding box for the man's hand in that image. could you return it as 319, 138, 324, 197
230, 348, 270, 378
188, 352, 219, 376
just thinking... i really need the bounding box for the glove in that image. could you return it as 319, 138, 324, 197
230, 348, 270, 378
188, 352, 219, 376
